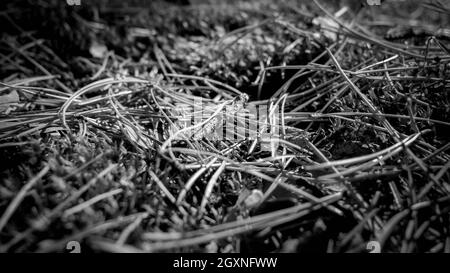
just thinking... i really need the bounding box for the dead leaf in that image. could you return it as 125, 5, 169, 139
312, 16, 340, 41
0, 90, 19, 113
89, 41, 108, 59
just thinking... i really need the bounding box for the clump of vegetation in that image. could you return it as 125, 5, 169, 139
0, 0, 449, 253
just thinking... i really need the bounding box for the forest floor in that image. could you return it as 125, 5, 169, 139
0, 0, 449, 253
